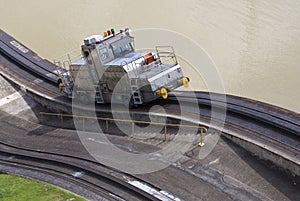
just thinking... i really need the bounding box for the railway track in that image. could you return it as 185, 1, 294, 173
0, 29, 299, 200
0, 141, 176, 201
0, 29, 58, 83
170, 91, 300, 136
166, 92, 300, 153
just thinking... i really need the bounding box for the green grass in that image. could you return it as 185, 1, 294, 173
0, 174, 86, 201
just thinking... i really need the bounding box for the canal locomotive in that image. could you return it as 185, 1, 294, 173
56, 28, 189, 107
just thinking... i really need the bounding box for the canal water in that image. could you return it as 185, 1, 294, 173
0, 0, 299, 112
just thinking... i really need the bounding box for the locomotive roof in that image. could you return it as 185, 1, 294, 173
71, 52, 145, 73
105, 52, 144, 68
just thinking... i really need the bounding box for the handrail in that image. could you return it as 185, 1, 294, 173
40, 112, 207, 146
155, 46, 178, 65
53, 48, 81, 64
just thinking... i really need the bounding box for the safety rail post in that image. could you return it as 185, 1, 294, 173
67, 53, 71, 63
60, 114, 64, 128
82, 117, 85, 131
164, 125, 167, 141
39, 112, 208, 146
106, 120, 109, 133
198, 127, 207, 147
131, 122, 135, 136
41, 113, 44, 124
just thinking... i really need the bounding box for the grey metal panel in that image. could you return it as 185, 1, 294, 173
71, 58, 86, 66
110, 37, 134, 49
105, 52, 144, 67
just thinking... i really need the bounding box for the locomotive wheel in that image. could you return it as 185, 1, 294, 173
183, 77, 189, 87
161, 88, 168, 99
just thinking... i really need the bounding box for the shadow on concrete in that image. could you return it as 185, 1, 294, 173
26, 125, 57, 136
223, 137, 300, 201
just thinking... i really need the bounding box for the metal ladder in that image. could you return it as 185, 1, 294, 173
130, 78, 142, 104
54, 61, 74, 98
94, 84, 104, 103
86, 62, 104, 103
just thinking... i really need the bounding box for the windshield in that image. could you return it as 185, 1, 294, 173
112, 43, 133, 57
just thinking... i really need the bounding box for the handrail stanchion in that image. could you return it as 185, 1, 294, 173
198, 127, 206, 147
39, 112, 208, 145
41, 113, 44, 124
82, 117, 85, 131
164, 125, 167, 141
106, 120, 109, 133
60, 114, 64, 128
131, 122, 134, 136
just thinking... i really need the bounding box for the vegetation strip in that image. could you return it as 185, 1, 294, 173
0, 174, 86, 201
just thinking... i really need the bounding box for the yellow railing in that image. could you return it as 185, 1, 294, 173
40, 112, 207, 147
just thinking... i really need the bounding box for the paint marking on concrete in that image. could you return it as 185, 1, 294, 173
33, 78, 43, 84
223, 175, 274, 201
0, 91, 23, 107
209, 157, 220, 165
108, 193, 126, 201
128, 180, 181, 201
10, 40, 29, 53
10, 104, 33, 115
72, 171, 85, 178
0, 91, 36, 115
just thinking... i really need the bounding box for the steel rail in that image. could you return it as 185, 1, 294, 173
0, 156, 113, 201
0, 142, 165, 201
0, 29, 58, 82
163, 96, 300, 152
170, 91, 300, 135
